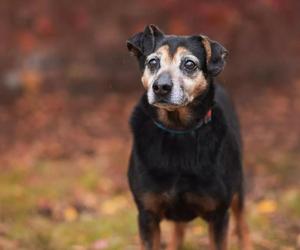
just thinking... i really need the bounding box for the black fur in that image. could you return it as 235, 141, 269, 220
128, 83, 243, 219
127, 25, 245, 250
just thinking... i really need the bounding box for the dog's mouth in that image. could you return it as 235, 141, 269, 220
153, 102, 181, 111
152, 98, 189, 110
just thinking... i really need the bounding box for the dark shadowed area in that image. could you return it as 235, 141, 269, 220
0, 1, 299, 249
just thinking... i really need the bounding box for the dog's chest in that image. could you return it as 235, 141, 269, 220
141, 176, 220, 221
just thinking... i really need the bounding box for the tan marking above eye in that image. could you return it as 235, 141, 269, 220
172, 47, 200, 66
156, 45, 172, 65
173, 47, 190, 63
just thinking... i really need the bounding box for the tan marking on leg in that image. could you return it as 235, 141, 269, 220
231, 194, 253, 250
208, 221, 228, 250
167, 222, 186, 250
140, 237, 146, 250
152, 226, 161, 250
139, 221, 161, 250
208, 223, 215, 250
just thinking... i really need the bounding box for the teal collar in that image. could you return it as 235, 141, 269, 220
153, 109, 212, 135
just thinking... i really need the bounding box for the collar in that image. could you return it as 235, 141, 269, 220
153, 109, 212, 135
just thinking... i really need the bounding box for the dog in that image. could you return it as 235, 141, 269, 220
126, 25, 252, 250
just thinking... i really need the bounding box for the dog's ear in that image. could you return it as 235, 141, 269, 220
199, 35, 228, 76
127, 25, 164, 57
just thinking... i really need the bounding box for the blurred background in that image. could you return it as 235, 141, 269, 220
0, 0, 299, 249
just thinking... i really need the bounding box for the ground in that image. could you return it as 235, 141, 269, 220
0, 85, 300, 250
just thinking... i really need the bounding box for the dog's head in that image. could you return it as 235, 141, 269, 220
127, 25, 228, 110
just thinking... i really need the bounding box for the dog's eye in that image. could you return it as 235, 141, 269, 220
147, 58, 160, 71
184, 60, 197, 71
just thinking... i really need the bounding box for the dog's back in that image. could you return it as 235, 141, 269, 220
215, 83, 242, 149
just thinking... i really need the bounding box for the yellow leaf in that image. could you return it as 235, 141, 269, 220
101, 196, 128, 215
256, 199, 277, 214
22, 69, 43, 95
64, 206, 79, 222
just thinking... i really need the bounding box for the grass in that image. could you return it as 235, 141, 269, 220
0, 156, 299, 250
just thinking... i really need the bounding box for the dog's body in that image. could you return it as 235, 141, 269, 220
127, 25, 252, 250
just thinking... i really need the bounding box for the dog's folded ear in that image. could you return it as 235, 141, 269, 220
127, 25, 164, 57
200, 35, 228, 76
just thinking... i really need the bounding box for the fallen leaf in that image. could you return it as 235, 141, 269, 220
64, 206, 79, 222
100, 196, 128, 215
256, 199, 277, 214
22, 70, 42, 93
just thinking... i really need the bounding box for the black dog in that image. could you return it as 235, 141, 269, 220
126, 25, 252, 250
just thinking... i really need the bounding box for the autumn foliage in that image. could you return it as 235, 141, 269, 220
0, 1, 299, 249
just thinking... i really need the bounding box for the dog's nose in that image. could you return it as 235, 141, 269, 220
153, 82, 172, 96
152, 73, 173, 96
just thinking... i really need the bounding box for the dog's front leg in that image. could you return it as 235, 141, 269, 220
138, 210, 161, 250
167, 222, 186, 250
208, 211, 229, 250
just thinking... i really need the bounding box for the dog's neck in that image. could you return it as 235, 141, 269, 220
144, 80, 215, 131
